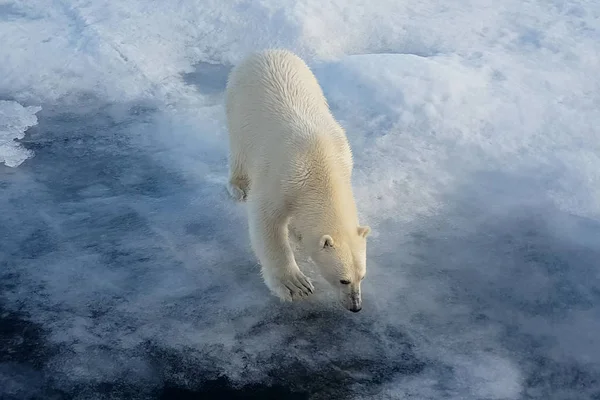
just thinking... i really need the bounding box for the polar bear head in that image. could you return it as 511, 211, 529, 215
309, 225, 371, 312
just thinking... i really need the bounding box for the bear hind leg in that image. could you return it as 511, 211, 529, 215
227, 158, 249, 202
228, 174, 249, 202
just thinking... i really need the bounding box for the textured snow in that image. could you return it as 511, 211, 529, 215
1, 0, 600, 399
0, 101, 40, 167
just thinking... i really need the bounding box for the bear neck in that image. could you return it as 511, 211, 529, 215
292, 162, 359, 242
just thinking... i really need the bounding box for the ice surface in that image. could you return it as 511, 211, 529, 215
1, 0, 600, 399
0, 101, 40, 167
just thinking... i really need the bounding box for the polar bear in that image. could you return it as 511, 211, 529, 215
224, 49, 370, 312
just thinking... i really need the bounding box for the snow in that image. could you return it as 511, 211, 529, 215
0, 101, 40, 167
1, 0, 600, 399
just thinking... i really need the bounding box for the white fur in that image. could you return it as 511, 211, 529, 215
225, 49, 370, 312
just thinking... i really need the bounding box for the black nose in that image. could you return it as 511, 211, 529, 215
349, 306, 362, 313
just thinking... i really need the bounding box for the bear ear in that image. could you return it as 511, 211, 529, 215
319, 234, 334, 249
358, 225, 371, 238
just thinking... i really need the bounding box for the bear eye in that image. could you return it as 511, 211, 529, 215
340, 280, 351, 285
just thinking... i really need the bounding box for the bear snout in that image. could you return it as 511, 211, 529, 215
345, 292, 362, 312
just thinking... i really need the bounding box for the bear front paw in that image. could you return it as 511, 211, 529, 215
263, 268, 314, 301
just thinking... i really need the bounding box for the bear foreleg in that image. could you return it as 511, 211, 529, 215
247, 196, 314, 301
